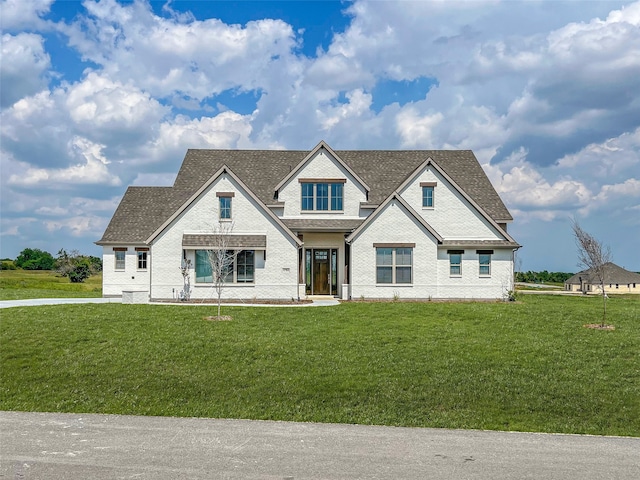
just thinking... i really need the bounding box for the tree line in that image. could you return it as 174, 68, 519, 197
515, 270, 574, 284
1, 248, 102, 283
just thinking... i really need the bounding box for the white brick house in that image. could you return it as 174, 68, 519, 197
97, 141, 519, 301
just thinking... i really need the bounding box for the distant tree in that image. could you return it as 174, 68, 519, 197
0, 259, 17, 270
571, 220, 612, 326
14, 248, 55, 270
55, 249, 99, 283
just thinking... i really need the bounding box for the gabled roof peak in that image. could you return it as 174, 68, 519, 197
273, 141, 371, 194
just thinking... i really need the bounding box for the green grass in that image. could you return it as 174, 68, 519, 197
1, 295, 639, 436
0, 270, 102, 300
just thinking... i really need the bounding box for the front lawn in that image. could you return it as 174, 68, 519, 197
1, 295, 638, 436
0, 270, 102, 300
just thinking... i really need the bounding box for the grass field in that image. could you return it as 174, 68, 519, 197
0, 270, 102, 300
1, 295, 639, 436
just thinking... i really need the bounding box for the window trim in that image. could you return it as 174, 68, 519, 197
420, 182, 437, 208
448, 249, 463, 277
135, 247, 148, 271
477, 249, 493, 277
300, 179, 345, 212
376, 246, 413, 285
114, 248, 127, 270
217, 193, 233, 220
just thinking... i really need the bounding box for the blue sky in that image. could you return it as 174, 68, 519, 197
1, 0, 639, 272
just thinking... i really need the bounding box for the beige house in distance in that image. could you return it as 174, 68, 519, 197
565, 262, 640, 294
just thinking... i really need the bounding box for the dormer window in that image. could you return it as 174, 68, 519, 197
217, 192, 234, 220
421, 182, 437, 208
300, 179, 345, 211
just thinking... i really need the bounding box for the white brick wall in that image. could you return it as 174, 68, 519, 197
102, 246, 151, 297
349, 197, 515, 300
434, 248, 514, 299
399, 165, 501, 240
350, 199, 440, 299
149, 173, 300, 300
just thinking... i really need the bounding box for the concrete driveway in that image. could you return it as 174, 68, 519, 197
1, 411, 638, 479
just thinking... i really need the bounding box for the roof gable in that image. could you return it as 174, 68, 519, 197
396, 158, 518, 244
346, 192, 443, 244
146, 165, 302, 246
273, 140, 370, 194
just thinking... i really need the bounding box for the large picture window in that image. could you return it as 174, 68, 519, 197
195, 249, 255, 284
300, 180, 345, 211
376, 246, 413, 284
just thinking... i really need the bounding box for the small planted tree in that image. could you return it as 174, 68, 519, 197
204, 221, 235, 318
571, 220, 612, 327
179, 258, 192, 301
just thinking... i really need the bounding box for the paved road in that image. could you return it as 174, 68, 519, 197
1, 412, 638, 479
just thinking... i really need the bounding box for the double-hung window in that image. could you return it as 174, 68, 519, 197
421, 182, 437, 208
136, 248, 148, 270
448, 250, 463, 276
300, 179, 345, 211
114, 248, 126, 270
477, 250, 493, 276
217, 192, 234, 220
375, 245, 413, 284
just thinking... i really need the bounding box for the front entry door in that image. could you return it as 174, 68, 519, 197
313, 249, 330, 294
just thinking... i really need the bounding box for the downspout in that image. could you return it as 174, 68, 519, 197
148, 245, 152, 302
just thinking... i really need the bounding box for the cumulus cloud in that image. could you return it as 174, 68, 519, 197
8, 136, 122, 187
0, 33, 51, 107
43, 215, 107, 238
0, 0, 54, 30
61, 0, 299, 101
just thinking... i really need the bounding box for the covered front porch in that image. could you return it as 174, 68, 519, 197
283, 219, 362, 300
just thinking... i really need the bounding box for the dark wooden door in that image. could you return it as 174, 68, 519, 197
313, 249, 330, 294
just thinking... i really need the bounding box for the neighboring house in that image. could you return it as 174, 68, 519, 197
97, 141, 520, 301
565, 262, 640, 294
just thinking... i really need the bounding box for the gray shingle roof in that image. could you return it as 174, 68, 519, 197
565, 263, 640, 285
182, 234, 267, 248
98, 147, 514, 244
282, 219, 364, 232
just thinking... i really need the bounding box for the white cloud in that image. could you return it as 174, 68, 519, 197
61, 0, 300, 101
65, 72, 168, 143
0, 33, 51, 107
43, 215, 107, 238
8, 136, 122, 187
395, 107, 444, 149
0, 0, 53, 30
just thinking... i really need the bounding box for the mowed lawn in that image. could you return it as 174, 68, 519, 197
0, 270, 102, 300
1, 295, 639, 436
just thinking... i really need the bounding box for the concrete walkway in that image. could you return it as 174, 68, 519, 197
1, 411, 638, 480
0, 297, 340, 309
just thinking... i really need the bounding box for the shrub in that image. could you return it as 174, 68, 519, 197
14, 248, 55, 270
